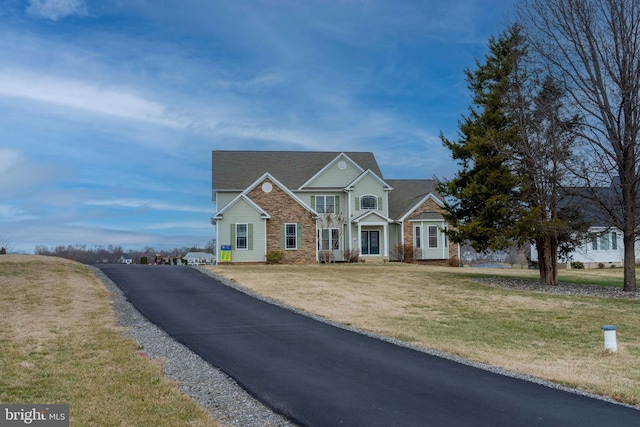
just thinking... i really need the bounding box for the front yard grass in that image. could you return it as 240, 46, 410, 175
0, 255, 220, 426
206, 263, 640, 407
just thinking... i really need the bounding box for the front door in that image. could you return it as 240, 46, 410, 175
361, 230, 380, 255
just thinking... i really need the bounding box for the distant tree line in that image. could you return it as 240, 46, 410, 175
34, 241, 215, 264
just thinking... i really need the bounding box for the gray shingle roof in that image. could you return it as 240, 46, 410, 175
212, 151, 383, 190
386, 179, 440, 220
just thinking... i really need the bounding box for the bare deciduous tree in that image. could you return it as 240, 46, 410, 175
519, 0, 640, 291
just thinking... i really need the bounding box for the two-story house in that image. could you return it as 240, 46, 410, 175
211, 151, 459, 265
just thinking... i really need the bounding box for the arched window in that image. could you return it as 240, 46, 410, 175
360, 195, 377, 210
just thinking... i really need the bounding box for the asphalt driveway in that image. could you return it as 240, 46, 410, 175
97, 264, 639, 426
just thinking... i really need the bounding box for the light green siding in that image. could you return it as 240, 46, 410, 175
414, 221, 448, 260
299, 192, 345, 216
304, 160, 361, 188
352, 175, 388, 217
217, 198, 266, 262
388, 223, 402, 261
216, 192, 240, 211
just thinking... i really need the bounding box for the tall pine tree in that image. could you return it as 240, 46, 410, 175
438, 25, 583, 286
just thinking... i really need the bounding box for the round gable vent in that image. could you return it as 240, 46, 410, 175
262, 182, 273, 193
337, 160, 347, 170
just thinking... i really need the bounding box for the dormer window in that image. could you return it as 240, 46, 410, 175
360, 195, 377, 210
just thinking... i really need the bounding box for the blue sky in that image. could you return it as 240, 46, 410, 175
0, 0, 514, 254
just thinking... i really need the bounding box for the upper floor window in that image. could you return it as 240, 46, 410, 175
360, 195, 377, 210
315, 195, 335, 213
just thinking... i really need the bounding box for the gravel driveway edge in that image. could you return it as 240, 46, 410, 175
90, 266, 295, 427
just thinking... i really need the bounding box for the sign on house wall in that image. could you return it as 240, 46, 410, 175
220, 245, 231, 262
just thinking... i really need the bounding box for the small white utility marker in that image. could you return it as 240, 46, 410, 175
601, 325, 617, 352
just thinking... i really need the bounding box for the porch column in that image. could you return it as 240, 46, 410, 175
383, 223, 389, 257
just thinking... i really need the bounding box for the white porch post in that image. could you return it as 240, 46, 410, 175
347, 191, 352, 251
357, 223, 362, 255
383, 223, 389, 257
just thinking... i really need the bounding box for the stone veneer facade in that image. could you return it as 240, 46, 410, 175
247, 178, 317, 264
402, 198, 459, 266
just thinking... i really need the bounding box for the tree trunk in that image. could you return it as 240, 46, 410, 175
622, 165, 637, 293
536, 237, 548, 285
548, 234, 559, 287
537, 235, 559, 286
623, 231, 637, 292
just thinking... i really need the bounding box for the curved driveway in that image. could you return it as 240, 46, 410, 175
97, 264, 639, 426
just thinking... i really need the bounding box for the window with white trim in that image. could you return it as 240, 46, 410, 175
321, 229, 340, 250
428, 226, 438, 248
315, 195, 335, 213
236, 224, 248, 250
285, 223, 297, 249
360, 195, 377, 210
592, 232, 618, 250
415, 226, 421, 249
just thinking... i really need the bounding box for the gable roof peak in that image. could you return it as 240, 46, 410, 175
212, 150, 383, 190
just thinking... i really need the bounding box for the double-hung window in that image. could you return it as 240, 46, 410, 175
236, 224, 248, 249
285, 223, 298, 250
321, 229, 339, 250
415, 226, 421, 249
315, 196, 335, 214
428, 226, 438, 248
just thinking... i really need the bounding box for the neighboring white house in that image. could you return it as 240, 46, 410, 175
117, 254, 133, 264
183, 251, 215, 265
530, 227, 640, 269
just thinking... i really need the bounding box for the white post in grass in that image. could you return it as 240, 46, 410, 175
601, 325, 617, 352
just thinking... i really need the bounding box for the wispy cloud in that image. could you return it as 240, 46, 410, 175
27, 0, 88, 21
85, 199, 212, 214
0, 69, 188, 128
0, 0, 515, 253
0, 148, 68, 195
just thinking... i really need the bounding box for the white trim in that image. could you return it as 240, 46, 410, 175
314, 194, 337, 214
427, 225, 438, 249
345, 169, 392, 191
358, 224, 389, 256
213, 194, 270, 219
398, 193, 445, 222
351, 209, 394, 224
236, 223, 248, 250
298, 153, 365, 190
360, 194, 378, 210
285, 223, 298, 250
244, 172, 319, 217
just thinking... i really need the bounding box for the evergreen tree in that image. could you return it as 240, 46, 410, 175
438, 25, 583, 286
438, 26, 523, 253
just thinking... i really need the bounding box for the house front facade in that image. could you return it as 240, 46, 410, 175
211, 151, 459, 265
